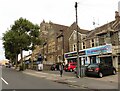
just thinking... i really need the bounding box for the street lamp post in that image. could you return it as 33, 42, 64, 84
75, 2, 81, 78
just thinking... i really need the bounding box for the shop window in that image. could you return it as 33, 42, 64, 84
100, 57, 112, 66
90, 56, 96, 64
68, 58, 77, 63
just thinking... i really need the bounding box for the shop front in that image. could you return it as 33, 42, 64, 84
64, 44, 114, 67
64, 50, 86, 65
85, 44, 113, 66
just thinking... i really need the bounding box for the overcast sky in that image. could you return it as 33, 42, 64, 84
0, 0, 119, 61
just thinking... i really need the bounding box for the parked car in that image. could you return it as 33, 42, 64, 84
64, 62, 77, 72
50, 63, 60, 71
85, 63, 117, 78
5, 63, 11, 68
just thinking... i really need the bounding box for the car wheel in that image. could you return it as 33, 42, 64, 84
113, 70, 116, 75
70, 69, 73, 72
98, 72, 103, 78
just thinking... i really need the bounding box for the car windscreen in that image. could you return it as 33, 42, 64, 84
87, 64, 98, 68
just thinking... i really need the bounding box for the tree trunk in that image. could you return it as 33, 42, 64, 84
15, 54, 18, 69
20, 48, 23, 66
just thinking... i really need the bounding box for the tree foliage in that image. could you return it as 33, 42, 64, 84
2, 30, 19, 62
2, 17, 41, 63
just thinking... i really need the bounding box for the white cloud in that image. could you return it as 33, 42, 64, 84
0, 0, 119, 60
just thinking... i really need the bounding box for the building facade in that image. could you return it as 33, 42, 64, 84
39, 21, 89, 64
39, 21, 69, 64
65, 11, 120, 70
31, 11, 119, 70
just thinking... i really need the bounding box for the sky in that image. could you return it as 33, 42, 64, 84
0, 0, 119, 61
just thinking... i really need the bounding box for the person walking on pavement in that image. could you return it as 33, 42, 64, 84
59, 63, 63, 77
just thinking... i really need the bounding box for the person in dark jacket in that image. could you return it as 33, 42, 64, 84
59, 63, 63, 77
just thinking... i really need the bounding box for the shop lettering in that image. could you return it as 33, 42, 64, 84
86, 45, 111, 55
65, 45, 112, 58
90, 47, 107, 53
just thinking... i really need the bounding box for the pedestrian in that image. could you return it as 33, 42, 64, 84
59, 63, 63, 77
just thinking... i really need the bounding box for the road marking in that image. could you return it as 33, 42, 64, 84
35, 72, 48, 74
24, 72, 47, 78
66, 80, 76, 83
1, 77, 8, 85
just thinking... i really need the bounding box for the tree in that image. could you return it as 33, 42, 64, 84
29, 24, 41, 50
2, 17, 41, 68
3, 30, 20, 68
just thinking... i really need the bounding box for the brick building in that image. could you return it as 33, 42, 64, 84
31, 11, 119, 70
39, 21, 89, 64
64, 11, 120, 70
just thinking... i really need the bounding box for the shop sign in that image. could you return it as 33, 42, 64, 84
64, 50, 85, 58
86, 44, 112, 55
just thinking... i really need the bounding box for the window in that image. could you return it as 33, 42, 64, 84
82, 42, 86, 49
58, 55, 62, 62
119, 31, 120, 42
99, 35, 105, 45
96, 37, 99, 46
91, 39, 95, 47
73, 31, 77, 40
57, 45, 60, 50
73, 44, 77, 51
58, 37, 62, 42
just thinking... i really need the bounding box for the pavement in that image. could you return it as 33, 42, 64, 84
14, 68, 119, 89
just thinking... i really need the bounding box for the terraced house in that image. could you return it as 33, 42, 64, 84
31, 11, 119, 70
64, 11, 120, 70
84, 11, 120, 70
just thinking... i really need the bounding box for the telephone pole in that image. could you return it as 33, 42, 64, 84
75, 2, 81, 78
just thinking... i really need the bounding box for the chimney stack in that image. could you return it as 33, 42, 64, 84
115, 11, 119, 20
